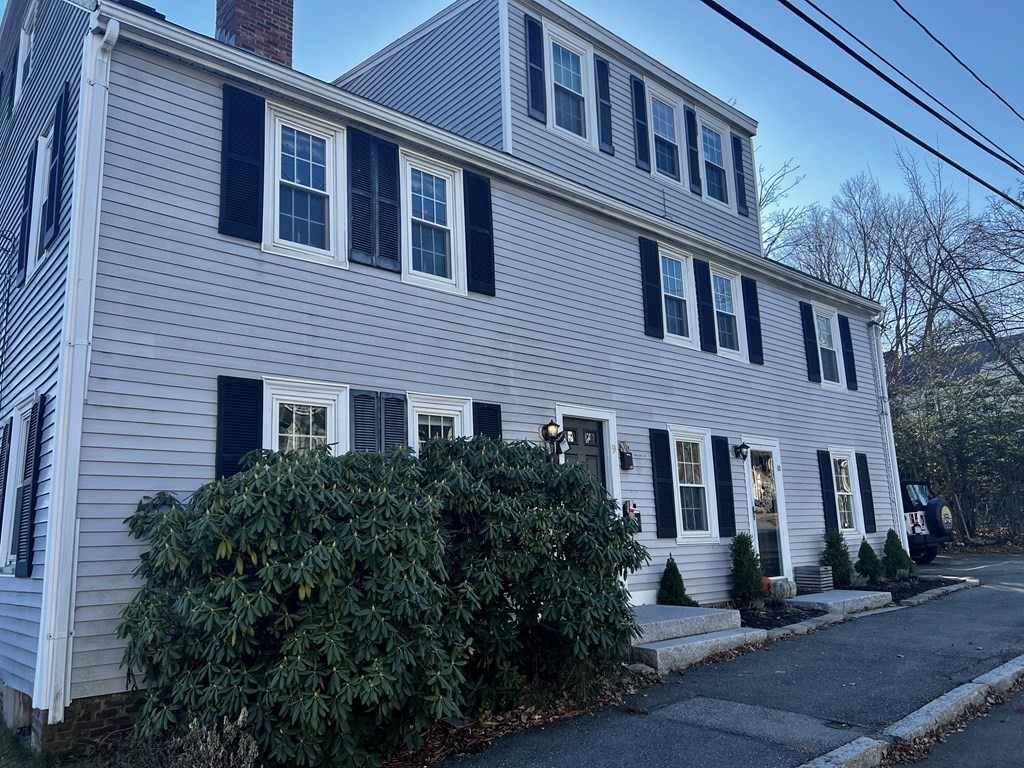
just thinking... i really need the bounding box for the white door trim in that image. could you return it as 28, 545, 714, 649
554, 403, 622, 504
741, 436, 792, 579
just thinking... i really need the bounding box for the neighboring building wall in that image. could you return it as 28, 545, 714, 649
337, 0, 505, 150
72, 41, 895, 701
0, 0, 87, 705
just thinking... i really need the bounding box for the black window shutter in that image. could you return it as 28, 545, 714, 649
595, 56, 614, 155
348, 128, 374, 266
381, 392, 407, 450
684, 106, 702, 195
741, 276, 763, 364
472, 402, 502, 439
711, 436, 736, 538
817, 450, 839, 533
649, 429, 677, 539
838, 315, 858, 391
351, 390, 381, 452
464, 171, 495, 296
638, 236, 664, 339
375, 139, 401, 273
525, 14, 546, 122
630, 76, 650, 171
731, 134, 749, 217
16, 146, 37, 285
800, 302, 822, 383
693, 258, 717, 354
14, 395, 44, 578
218, 85, 265, 243
43, 81, 70, 250
0, 419, 11, 539
855, 453, 876, 534
216, 376, 263, 478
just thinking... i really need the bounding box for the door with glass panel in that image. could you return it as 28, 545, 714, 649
747, 444, 790, 578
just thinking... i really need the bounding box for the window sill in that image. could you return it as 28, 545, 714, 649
674, 532, 722, 545
819, 380, 845, 391
663, 334, 698, 351
545, 122, 599, 152
262, 242, 348, 269
401, 271, 467, 297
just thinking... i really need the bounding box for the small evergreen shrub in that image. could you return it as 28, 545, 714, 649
730, 533, 764, 608
849, 572, 869, 588
855, 537, 884, 581
821, 530, 854, 588
882, 528, 916, 580
657, 555, 699, 607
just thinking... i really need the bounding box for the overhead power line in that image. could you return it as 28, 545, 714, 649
775, 0, 1024, 177
890, 0, 1024, 126
694, 0, 1024, 213
797, 0, 1024, 176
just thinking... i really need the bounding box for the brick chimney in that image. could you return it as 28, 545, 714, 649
216, 0, 294, 67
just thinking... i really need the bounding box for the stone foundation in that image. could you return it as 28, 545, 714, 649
31, 691, 140, 754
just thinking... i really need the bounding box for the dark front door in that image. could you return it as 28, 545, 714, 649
563, 418, 606, 489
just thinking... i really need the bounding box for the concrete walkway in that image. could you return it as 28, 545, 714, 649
443, 553, 1024, 768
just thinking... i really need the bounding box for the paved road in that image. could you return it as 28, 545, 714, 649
444, 552, 1024, 768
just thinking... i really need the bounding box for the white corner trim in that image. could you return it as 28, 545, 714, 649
870, 319, 906, 546
498, 0, 512, 153
34, 13, 117, 719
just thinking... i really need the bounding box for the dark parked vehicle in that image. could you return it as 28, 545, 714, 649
901, 480, 954, 564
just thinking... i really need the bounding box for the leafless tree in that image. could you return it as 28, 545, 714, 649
758, 158, 806, 259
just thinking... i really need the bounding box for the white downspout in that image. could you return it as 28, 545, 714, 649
869, 317, 907, 548
34, 14, 118, 722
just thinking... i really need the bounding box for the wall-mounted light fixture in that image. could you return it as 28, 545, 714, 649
733, 442, 750, 461
540, 419, 563, 462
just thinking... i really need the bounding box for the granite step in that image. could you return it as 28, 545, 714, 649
632, 627, 769, 673
786, 589, 892, 614
633, 604, 742, 644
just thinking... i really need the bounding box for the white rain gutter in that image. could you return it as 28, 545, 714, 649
34, 12, 118, 721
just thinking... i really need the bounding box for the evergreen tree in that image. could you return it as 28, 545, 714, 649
730, 533, 764, 608
657, 554, 699, 607
882, 528, 916, 580
821, 530, 854, 587
855, 537, 884, 581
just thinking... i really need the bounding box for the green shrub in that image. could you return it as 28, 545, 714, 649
730, 533, 763, 608
882, 528, 916, 580
657, 555, 699, 607
855, 537, 884, 581
419, 437, 649, 712
120, 447, 467, 768
821, 530, 854, 588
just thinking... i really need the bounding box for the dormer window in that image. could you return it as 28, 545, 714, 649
551, 41, 585, 137
14, 1, 37, 108
651, 95, 680, 181
701, 125, 728, 204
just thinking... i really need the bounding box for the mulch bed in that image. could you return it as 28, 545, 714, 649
854, 576, 963, 603
738, 603, 827, 630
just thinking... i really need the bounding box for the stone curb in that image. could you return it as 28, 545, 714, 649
899, 577, 979, 607
795, 653, 1024, 767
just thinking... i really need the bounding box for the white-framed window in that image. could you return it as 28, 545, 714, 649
814, 306, 844, 386
669, 426, 718, 538
13, 2, 37, 108
400, 152, 466, 295
697, 112, 731, 208
262, 377, 348, 455
263, 106, 346, 264
0, 403, 33, 571
543, 23, 597, 147
711, 268, 744, 357
660, 248, 697, 346
407, 393, 473, 452
650, 92, 681, 181
829, 448, 861, 531
26, 125, 54, 277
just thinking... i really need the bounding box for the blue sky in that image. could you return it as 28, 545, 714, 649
46, 1, 1024, 209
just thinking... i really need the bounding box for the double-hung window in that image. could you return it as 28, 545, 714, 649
0, 406, 31, 569
24, 125, 53, 278
660, 249, 696, 345
711, 269, 742, 355
263, 378, 348, 454
265, 107, 345, 262
830, 449, 860, 531
650, 95, 680, 181
407, 393, 472, 453
401, 152, 466, 294
13, 2, 36, 109
700, 122, 729, 205
815, 309, 842, 385
670, 427, 717, 537
543, 24, 596, 146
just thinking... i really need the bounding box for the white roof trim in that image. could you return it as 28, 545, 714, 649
95, 1, 878, 315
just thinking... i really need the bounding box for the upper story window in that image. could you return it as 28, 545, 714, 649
401, 152, 466, 295
542, 24, 597, 147
815, 309, 842, 385
263, 378, 348, 454
661, 249, 696, 345
13, 2, 37, 109
264, 107, 345, 263
700, 123, 728, 205
651, 95, 680, 181
711, 269, 742, 355
24, 125, 53, 279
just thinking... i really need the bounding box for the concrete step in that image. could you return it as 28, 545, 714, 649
633, 604, 741, 643
632, 627, 768, 673
786, 590, 892, 614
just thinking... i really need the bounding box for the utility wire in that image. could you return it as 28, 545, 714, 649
694, 0, 1024, 213
890, 0, 1024, 126
776, 0, 1024, 176
798, 0, 1024, 176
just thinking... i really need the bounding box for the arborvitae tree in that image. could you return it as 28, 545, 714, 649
821, 530, 854, 588
657, 555, 699, 607
882, 528, 916, 580
855, 537, 884, 581
730, 533, 764, 608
